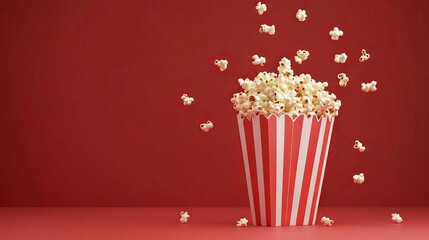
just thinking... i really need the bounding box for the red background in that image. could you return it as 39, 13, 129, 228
0, 0, 428, 207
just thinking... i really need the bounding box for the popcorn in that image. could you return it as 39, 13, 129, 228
320, 216, 334, 227
231, 57, 341, 119
255, 2, 267, 15
334, 53, 348, 63
361, 81, 377, 93
391, 213, 403, 223
294, 50, 310, 64
252, 55, 266, 66
181, 94, 194, 106
200, 120, 214, 132
353, 173, 365, 184
353, 140, 365, 152
359, 49, 370, 62
180, 211, 190, 223
214, 59, 228, 71
236, 218, 249, 227
259, 24, 275, 35
296, 9, 307, 21
337, 73, 349, 87
329, 27, 343, 40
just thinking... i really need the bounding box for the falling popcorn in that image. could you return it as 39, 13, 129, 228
294, 50, 310, 64
214, 59, 228, 71
259, 24, 275, 35
359, 49, 371, 62
391, 213, 403, 223
320, 216, 334, 227
353, 140, 365, 152
255, 2, 267, 15
252, 55, 266, 66
338, 73, 349, 87
200, 120, 214, 132
329, 27, 343, 40
353, 173, 365, 184
296, 9, 307, 21
334, 53, 348, 63
361, 81, 377, 93
236, 218, 249, 227
180, 211, 190, 223
181, 94, 194, 106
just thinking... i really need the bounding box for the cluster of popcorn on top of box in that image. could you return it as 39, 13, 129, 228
231, 57, 341, 119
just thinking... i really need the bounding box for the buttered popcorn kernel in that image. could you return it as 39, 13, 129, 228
181, 94, 194, 106
353, 140, 365, 152
320, 216, 334, 227
294, 50, 310, 64
391, 213, 403, 223
296, 9, 307, 21
353, 173, 365, 184
334, 53, 348, 63
180, 211, 190, 223
359, 49, 370, 62
231, 57, 341, 119
338, 73, 349, 87
361, 81, 377, 92
236, 218, 249, 227
255, 2, 267, 15
214, 59, 228, 71
252, 55, 266, 66
259, 24, 275, 35
200, 121, 214, 132
329, 27, 343, 40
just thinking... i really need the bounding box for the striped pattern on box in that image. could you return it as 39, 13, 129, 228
237, 114, 335, 226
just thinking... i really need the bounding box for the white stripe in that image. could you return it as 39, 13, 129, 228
252, 115, 266, 226
303, 117, 327, 225
275, 115, 285, 226
289, 116, 313, 226
237, 115, 256, 225
312, 117, 335, 225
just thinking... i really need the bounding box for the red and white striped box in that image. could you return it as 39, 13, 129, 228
237, 114, 335, 226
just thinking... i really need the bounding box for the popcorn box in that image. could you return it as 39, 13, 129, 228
237, 114, 335, 226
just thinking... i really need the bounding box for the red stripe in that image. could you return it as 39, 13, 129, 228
243, 118, 261, 225
259, 115, 274, 226
308, 118, 332, 224
295, 116, 322, 225
268, 116, 277, 226
281, 115, 294, 226
285, 116, 304, 226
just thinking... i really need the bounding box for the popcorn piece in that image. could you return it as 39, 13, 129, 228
337, 73, 349, 87
361, 81, 377, 93
231, 57, 341, 119
359, 49, 370, 62
320, 216, 334, 227
236, 218, 249, 227
252, 55, 266, 66
214, 59, 228, 71
255, 2, 267, 15
180, 211, 190, 223
353, 140, 366, 152
294, 50, 310, 64
296, 9, 307, 21
329, 27, 343, 40
391, 213, 403, 223
200, 120, 214, 132
353, 173, 365, 184
259, 24, 275, 35
334, 53, 348, 63
181, 94, 194, 106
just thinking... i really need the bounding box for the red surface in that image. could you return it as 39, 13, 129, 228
0, 0, 429, 207
0, 207, 428, 240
